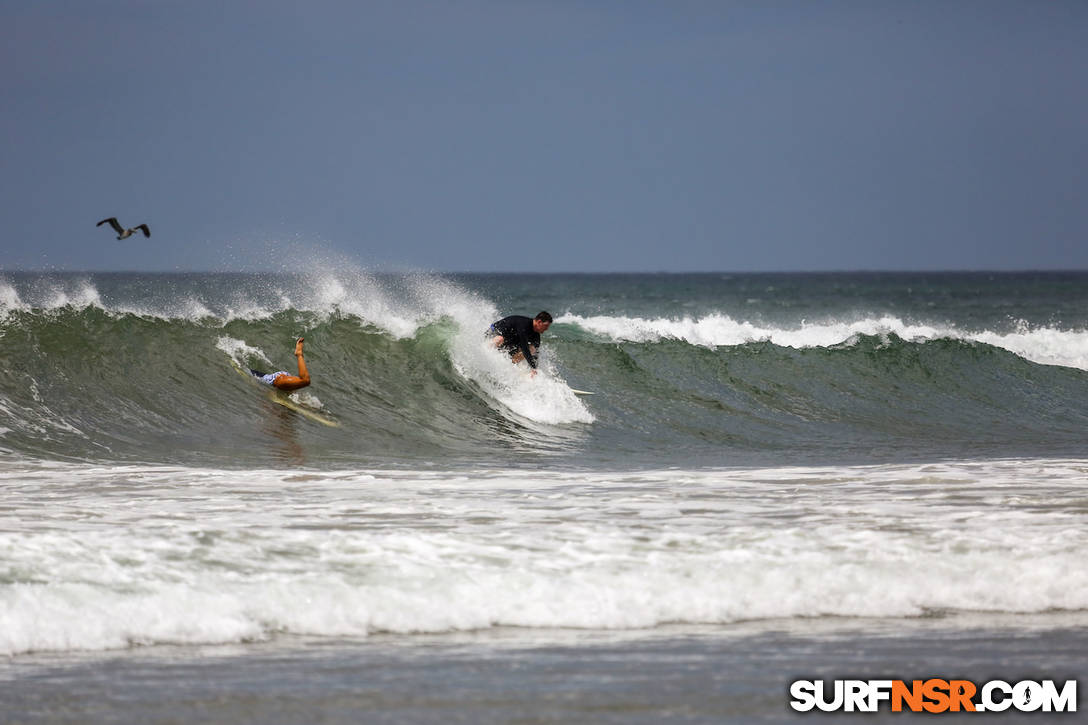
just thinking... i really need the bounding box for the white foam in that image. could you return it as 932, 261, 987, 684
449, 331, 594, 426
0, 269, 431, 333
215, 336, 273, 368
974, 324, 1088, 371
0, 459, 1085, 655
0, 281, 22, 313
40, 279, 103, 311
293, 268, 422, 338
0, 277, 103, 314
289, 390, 328, 411
561, 313, 1088, 370
0, 277, 213, 322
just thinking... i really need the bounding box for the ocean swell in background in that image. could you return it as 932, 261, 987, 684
561, 311, 1088, 371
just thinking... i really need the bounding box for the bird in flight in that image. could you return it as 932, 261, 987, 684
96, 217, 150, 240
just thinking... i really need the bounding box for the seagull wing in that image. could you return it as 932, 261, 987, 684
97, 218, 124, 234
136, 224, 151, 238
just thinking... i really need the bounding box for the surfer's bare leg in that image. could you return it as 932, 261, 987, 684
271, 338, 310, 391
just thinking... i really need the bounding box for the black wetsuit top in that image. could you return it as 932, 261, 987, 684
489, 315, 541, 368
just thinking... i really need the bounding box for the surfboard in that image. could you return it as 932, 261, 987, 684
514, 366, 593, 395
230, 360, 340, 427
266, 391, 341, 427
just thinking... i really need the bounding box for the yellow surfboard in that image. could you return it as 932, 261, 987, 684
230, 360, 340, 427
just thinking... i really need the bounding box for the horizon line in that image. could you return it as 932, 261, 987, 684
3, 267, 1088, 276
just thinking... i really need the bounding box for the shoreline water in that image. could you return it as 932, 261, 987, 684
3, 616, 1085, 724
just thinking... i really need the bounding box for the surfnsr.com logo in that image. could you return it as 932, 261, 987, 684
789, 679, 1077, 713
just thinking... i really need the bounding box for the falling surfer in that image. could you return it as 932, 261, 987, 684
233, 337, 338, 426
248, 337, 311, 391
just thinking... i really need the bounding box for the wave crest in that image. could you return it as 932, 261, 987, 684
561, 313, 1088, 370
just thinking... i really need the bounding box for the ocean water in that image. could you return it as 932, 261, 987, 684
1, 270, 1086, 722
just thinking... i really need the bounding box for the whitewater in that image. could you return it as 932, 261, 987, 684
2, 457, 1087, 658
1, 271, 1086, 724
562, 311, 1088, 371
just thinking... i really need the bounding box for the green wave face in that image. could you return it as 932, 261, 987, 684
2, 271, 1087, 469
1, 312, 1086, 470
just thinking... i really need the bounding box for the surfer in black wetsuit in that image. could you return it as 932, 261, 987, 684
487, 311, 552, 376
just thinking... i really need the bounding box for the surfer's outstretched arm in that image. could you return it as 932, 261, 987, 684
271, 338, 310, 391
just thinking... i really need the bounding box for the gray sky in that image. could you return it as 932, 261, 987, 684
2, 0, 1086, 273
